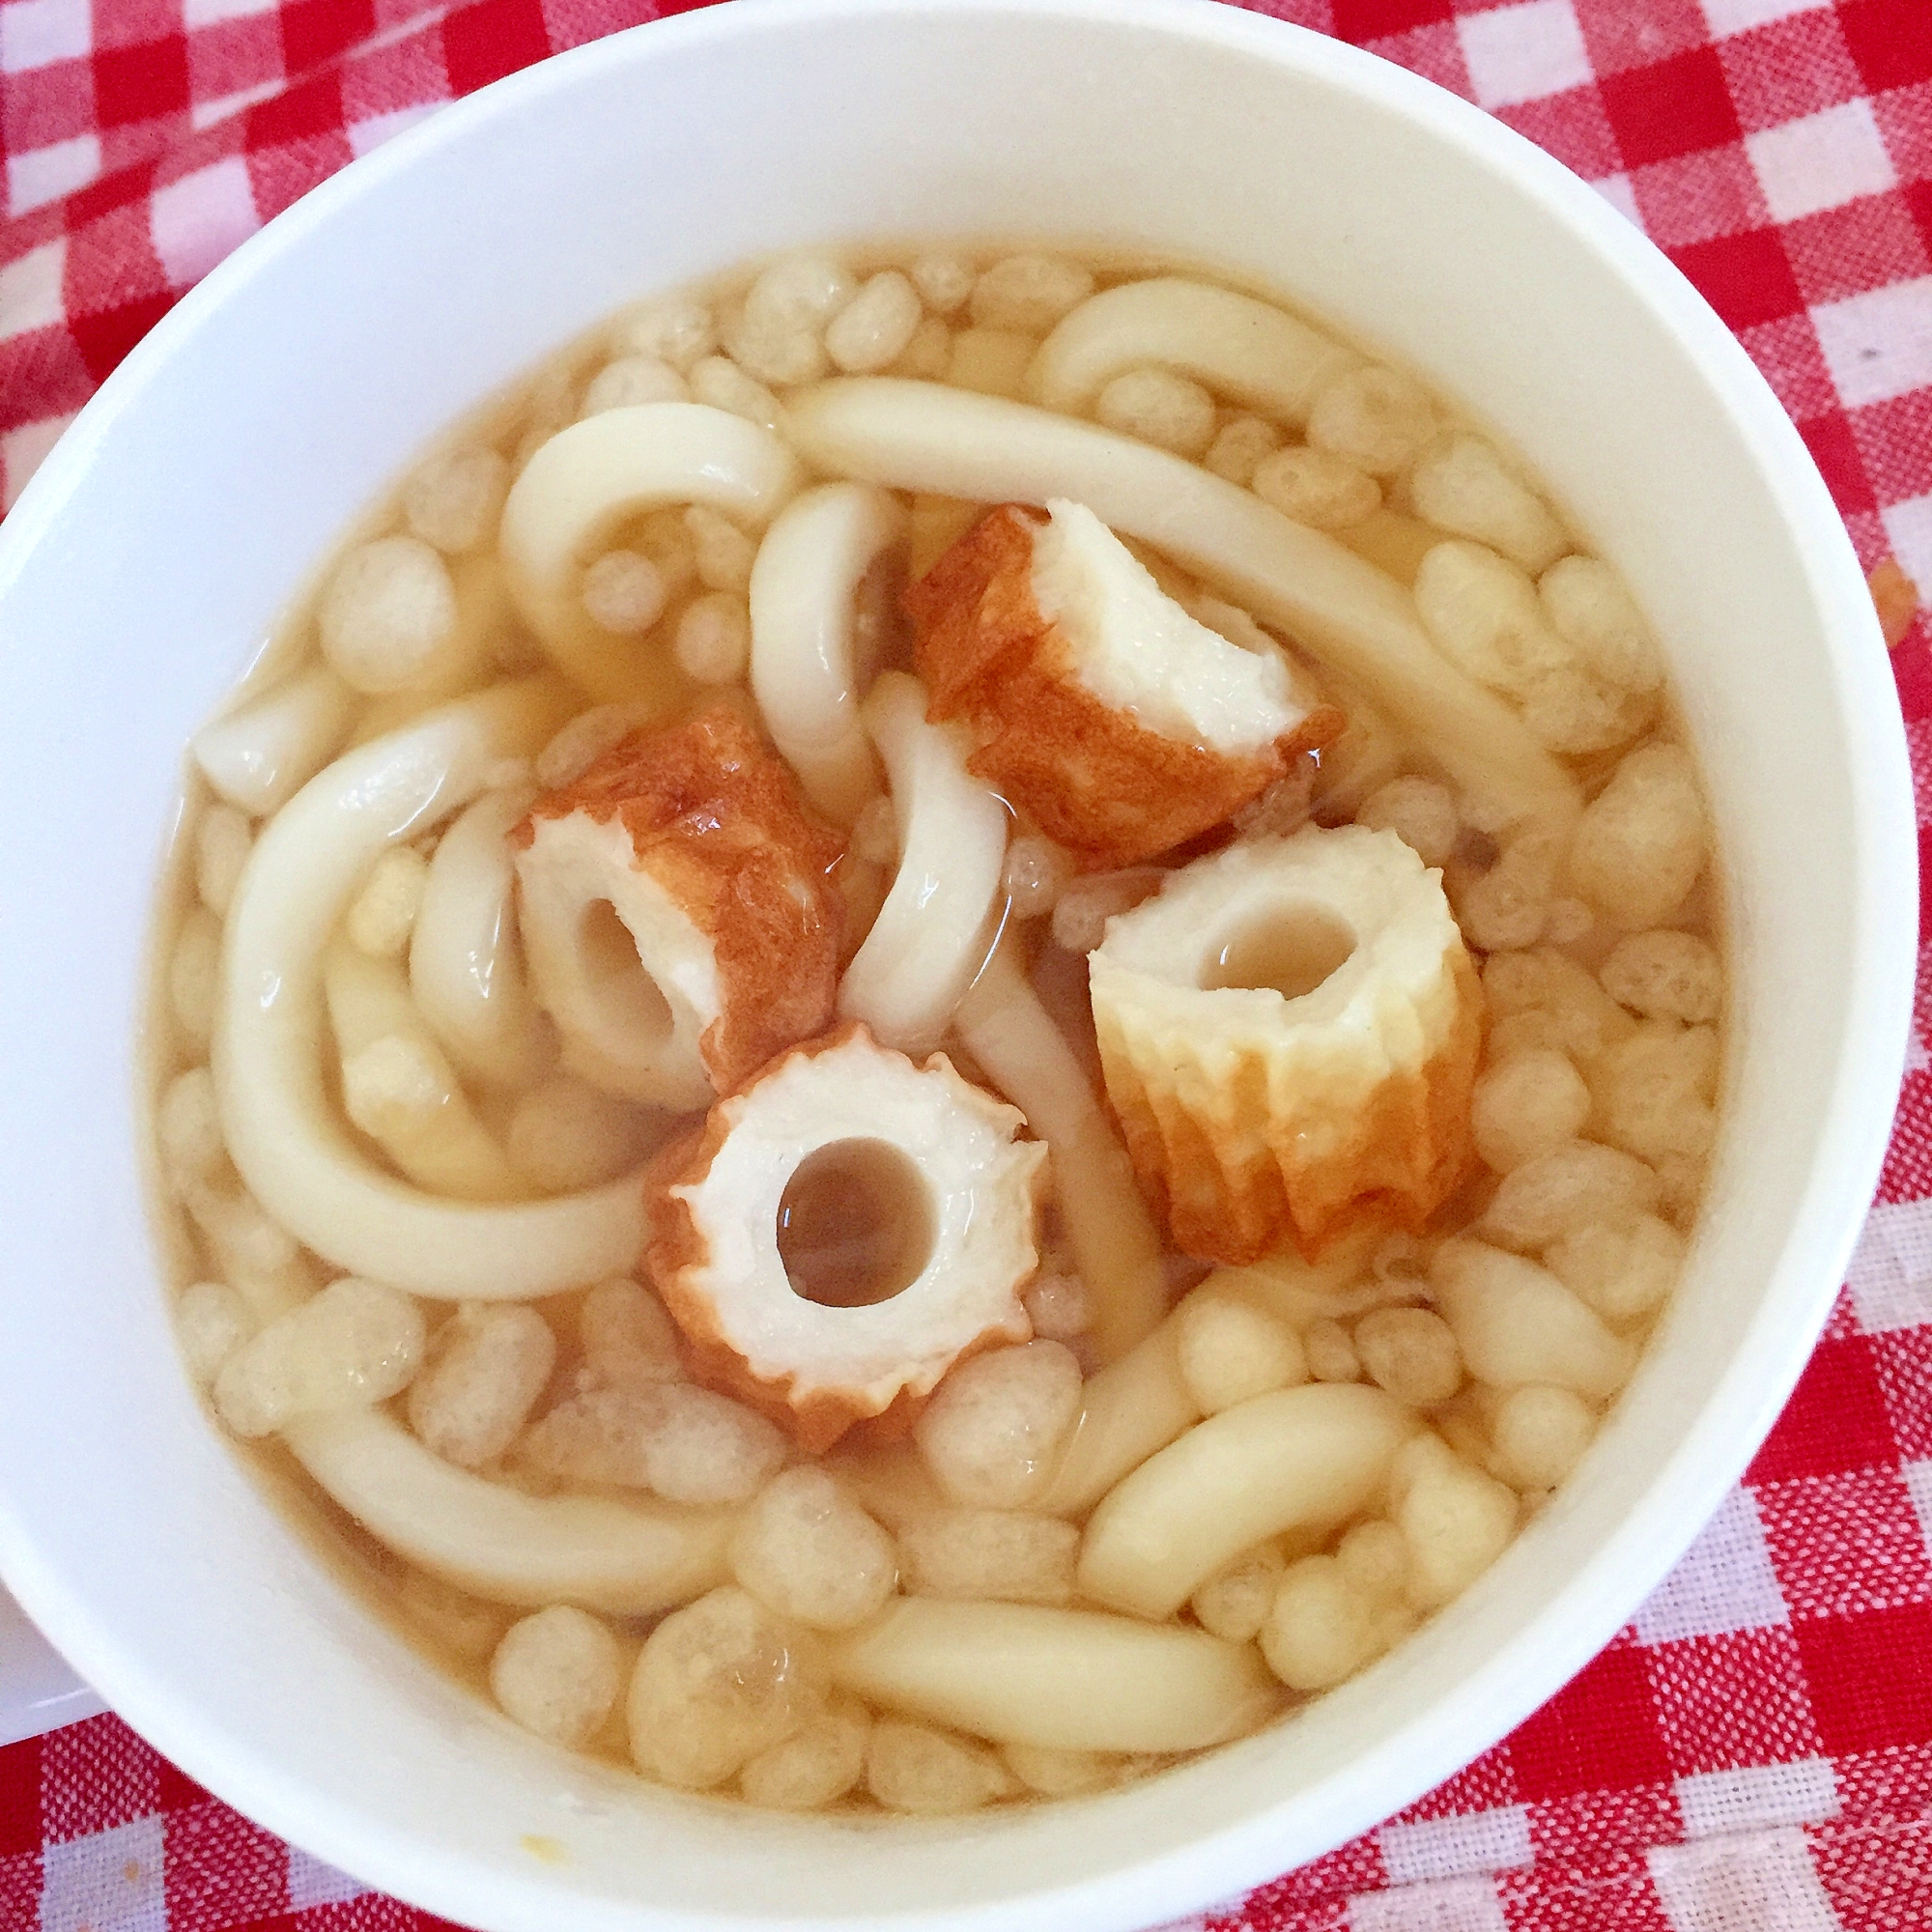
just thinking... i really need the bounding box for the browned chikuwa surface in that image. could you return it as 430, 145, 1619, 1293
515, 706, 845, 1095
906, 504, 1342, 869
1103, 946, 1485, 1264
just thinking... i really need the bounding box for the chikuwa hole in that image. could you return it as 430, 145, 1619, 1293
778, 1138, 936, 1308
1202, 902, 1357, 1002
578, 898, 673, 1042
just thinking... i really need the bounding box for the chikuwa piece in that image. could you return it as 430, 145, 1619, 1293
647, 1025, 1048, 1449
1089, 824, 1482, 1262
513, 706, 844, 1110
906, 498, 1342, 867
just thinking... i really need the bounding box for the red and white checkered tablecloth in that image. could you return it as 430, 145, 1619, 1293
5, 0, 1932, 1925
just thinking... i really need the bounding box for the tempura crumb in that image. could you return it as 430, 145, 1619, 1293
1252, 445, 1380, 530
729, 1468, 898, 1630
1095, 367, 1217, 459
914, 1342, 1083, 1510
491, 1605, 622, 1747
1870, 558, 1920, 648
867, 1719, 1015, 1812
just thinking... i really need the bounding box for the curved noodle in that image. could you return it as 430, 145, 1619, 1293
499, 403, 803, 704
183, 1183, 321, 1327
1028, 277, 1358, 425
283, 1407, 732, 1614
786, 381, 1579, 825
837, 671, 1007, 1052
953, 942, 1165, 1363
1077, 1382, 1418, 1619
831, 1599, 1277, 1752
213, 1205, 724, 1616
748, 482, 907, 826
409, 783, 554, 1090
1032, 1238, 1388, 1513
214, 682, 648, 1299
192, 665, 355, 818
323, 942, 522, 1201
1035, 1320, 1199, 1516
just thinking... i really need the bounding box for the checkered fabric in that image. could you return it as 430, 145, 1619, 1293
4, 0, 1932, 1925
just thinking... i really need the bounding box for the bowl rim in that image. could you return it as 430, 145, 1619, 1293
0, 0, 1917, 1923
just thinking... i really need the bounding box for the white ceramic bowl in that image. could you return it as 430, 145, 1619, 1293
0, 1, 1914, 1925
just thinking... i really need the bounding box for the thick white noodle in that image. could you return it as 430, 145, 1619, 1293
323, 942, 522, 1201
953, 944, 1165, 1364
786, 381, 1579, 825
409, 783, 554, 1090
214, 683, 648, 1299
283, 1408, 733, 1614
499, 403, 803, 704
185, 1184, 322, 1327
1035, 1320, 1199, 1515
748, 482, 907, 826
1032, 1238, 1385, 1514
1212, 1239, 1387, 1327
831, 1599, 1276, 1752
1076, 1382, 1417, 1618
1028, 278, 1358, 426
837, 671, 1008, 1052
204, 1125, 720, 1616
192, 665, 356, 818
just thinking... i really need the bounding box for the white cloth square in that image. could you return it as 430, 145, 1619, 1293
1648, 1826, 1839, 1931
348, 102, 440, 157
7, 134, 98, 216
1812, 275, 1932, 410
1634, 1486, 1789, 1643
1846, 1196, 1932, 1334
1697, 0, 1830, 37
0, 236, 66, 338
39, 1814, 167, 1932
1882, 495, 1932, 622
1747, 99, 1896, 225
285, 1843, 368, 1910
1897, 1458, 1932, 1556
1676, 1757, 1839, 1838
1593, 173, 1642, 225
1379, 1805, 1533, 1886
151, 156, 260, 289
0, 0, 91, 73
1456, 0, 1592, 109
1350, 1873, 1510, 1932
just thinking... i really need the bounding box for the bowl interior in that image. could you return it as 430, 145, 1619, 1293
0, 3, 1912, 1928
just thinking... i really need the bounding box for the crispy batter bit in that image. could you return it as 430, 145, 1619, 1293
906, 502, 1342, 868
646, 1025, 1046, 1450
1871, 558, 1921, 650
513, 707, 843, 1108
1089, 825, 1482, 1263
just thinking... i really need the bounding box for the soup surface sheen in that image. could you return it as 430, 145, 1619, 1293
150, 242, 1721, 1817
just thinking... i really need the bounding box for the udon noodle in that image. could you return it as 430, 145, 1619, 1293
149, 244, 1719, 1814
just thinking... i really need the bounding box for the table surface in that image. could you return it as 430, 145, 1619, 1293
4, 0, 1932, 1926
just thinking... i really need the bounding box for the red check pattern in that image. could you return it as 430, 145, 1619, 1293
5, 0, 1932, 1925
